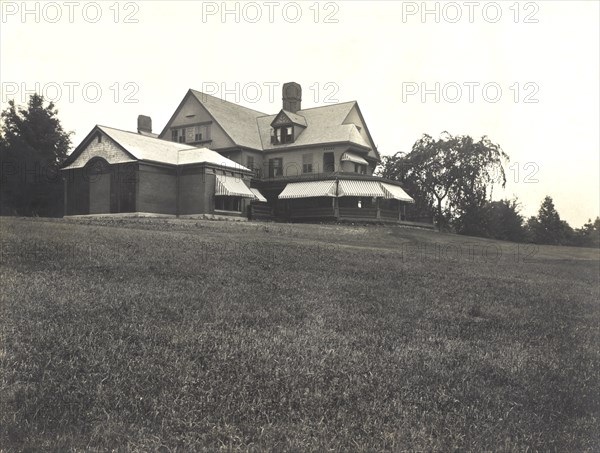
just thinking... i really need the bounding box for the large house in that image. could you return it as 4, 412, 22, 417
61, 82, 415, 222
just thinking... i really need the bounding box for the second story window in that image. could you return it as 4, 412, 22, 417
268, 158, 283, 178
271, 126, 293, 144
302, 153, 313, 173
354, 163, 367, 174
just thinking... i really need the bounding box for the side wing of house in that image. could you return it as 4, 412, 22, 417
62, 128, 139, 215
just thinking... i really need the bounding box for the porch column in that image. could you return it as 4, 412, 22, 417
376, 198, 381, 220
333, 197, 339, 219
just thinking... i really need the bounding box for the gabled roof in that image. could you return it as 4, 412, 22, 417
257, 102, 371, 151
271, 109, 307, 127
189, 90, 266, 150
63, 125, 250, 171
160, 89, 379, 158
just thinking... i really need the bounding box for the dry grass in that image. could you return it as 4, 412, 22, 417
1, 217, 598, 452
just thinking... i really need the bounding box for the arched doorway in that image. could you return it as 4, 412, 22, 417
86, 158, 111, 214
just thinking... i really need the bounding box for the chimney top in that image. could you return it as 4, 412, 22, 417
282, 82, 302, 113
137, 115, 152, 134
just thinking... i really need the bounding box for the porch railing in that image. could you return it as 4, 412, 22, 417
290, 207, 336, 219
338, 207, 378, 219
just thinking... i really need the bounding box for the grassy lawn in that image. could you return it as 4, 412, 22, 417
1, 217, 598, 452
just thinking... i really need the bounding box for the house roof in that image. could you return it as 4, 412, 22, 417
171, 91, 376, 155
257, 102, 371, 151
189, 90, 267, 150
63, 125, 250, 171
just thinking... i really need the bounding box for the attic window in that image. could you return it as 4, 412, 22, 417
97, 134, 102, 143
271, 126, 293, 145
171, 128, 186, 143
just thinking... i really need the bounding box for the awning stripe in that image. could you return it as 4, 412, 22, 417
337, 180, 385, 198
278, 180, 337, 199
250, 188, 267, 202
380, 182, 415, 203
215, 175, 255, 198
341, 152, 369, 165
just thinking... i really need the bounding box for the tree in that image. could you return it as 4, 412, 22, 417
485, 198, 527, 242
378, 152, 436, 223
0, 94, 71, 216
527, 196, 566, 245
378, 132, 508, 232
574, 217, 600, 248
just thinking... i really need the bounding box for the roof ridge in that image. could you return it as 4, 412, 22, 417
296, 100, 357, 112
189, 89, 268, 116
98, 125, 200, 150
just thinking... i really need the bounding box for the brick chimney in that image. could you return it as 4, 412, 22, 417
282, 82, 301, 113
137, 115, 152, 134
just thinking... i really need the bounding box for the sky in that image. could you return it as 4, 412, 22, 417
1, 0, 598, 227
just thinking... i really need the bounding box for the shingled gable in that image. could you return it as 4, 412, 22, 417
271, 110, 307, 128
62, 125, 249, 171
159, 90, 266, 151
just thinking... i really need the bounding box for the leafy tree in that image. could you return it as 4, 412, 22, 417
527, 196, 567, 245
0, 94, 71, 216
485, 198, 527, 242
574, 217, 600, 248
378, 152, 435, 223
378, 132, 508, 232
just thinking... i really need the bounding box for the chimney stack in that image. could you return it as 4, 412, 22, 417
282, 82, 302, 113
137, 115, 152, 134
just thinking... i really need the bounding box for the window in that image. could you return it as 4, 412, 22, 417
268, 158, 283, 178
97, 134, 102, 143
193, 124, 210, 142
215, 196, 241, 212
323, 152, 335, 173
246, 156, 254, 171
271, 126, 293, 144
171, 125, 210, 144
302, 153, 313, 173
170, 128, 186, 143
354, 163, 367, 174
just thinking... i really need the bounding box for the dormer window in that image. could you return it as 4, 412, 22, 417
271, 126, 293, 144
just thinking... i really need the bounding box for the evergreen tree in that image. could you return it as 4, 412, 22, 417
0, 94, 71, 216
528, 196, 566, 244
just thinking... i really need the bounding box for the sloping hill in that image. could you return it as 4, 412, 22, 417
1, 217, 598, 451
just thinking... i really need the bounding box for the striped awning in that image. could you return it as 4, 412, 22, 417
380, 182, 415, 203
215, 175, 255, 198
278, 180, 337, 199
337, 180, 385, 198
341, 152, 369, 165
250, 188, 267, 202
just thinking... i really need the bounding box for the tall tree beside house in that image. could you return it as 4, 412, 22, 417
378, 132, 508, 232
0, 94, 71, 216
377, 152, 435, 223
